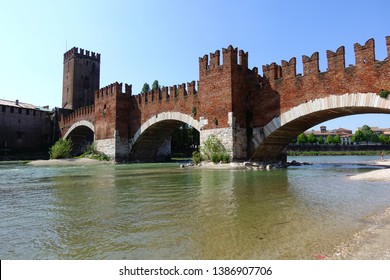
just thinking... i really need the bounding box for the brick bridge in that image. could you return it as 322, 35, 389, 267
59, 36, 390, 162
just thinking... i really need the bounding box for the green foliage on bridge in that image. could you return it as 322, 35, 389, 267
49, 138, 73, 159
378, 90, 390, 99
196, 135, 231, 164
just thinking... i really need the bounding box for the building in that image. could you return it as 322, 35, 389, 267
305, 126, 353, 144
0, 99, 53, 159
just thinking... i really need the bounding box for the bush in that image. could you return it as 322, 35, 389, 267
79, 142, 110, 161
49, 138, 73, 159
200, 135, 231, 163
378, 90, 390, 99
192, 151, 202, 165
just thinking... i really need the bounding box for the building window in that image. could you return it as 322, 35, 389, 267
1, 106, 5, 112
18, 108, 22, 114
33, 110, 36, 116
10, 107, 14, 113
26, 109, 30, 115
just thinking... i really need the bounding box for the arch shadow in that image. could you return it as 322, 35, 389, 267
129, 112, 200, 162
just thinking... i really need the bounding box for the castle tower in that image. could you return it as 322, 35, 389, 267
62, 47, 100, 110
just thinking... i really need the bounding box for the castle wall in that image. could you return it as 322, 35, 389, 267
0, 101, 52, 158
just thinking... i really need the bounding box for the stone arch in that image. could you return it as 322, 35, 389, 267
129, 112, 200, 161
64, 120, 95, 139
250, 92, 390, 161
63, 120, 95, 155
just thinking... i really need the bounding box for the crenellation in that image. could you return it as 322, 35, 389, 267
162, 86, 169, 100
222, 45, 238, 68
262, 62, 281, 81
302, 52, 320, 76
187, 81, 196, 95
281, 57, 296, 78
125, 83, 132, 95
354, 38, 375, 66
210, 50, 220, 69
326, 46, 345, 71
239, 50, 248, 69
169, 85, 177, 98
386, 36, 390, 58
64, 46, 101, 62
178, 83, 187, 97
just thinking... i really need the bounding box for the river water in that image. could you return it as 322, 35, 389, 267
1, 156, 390, 260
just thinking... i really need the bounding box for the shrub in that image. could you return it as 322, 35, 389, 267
211, 153, 221, 163
192, 151, 202, 165
200, 135, 231, 163
49, 138, 73, 159
221, 153, 231, 163
79, 142, 110, 161
378, 90, 390, 99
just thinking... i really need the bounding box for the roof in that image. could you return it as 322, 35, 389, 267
0, 98, 51, 112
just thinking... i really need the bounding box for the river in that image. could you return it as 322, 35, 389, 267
1, 156, 389, 260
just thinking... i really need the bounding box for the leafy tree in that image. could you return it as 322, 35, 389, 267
371, 133, 380, 144
325, 135, 334, 144
317, 136, 324, 145
308, 132, 317, 144
141, 83, 150, 94
333, 134, 341, 145
297, 133, 308, 144
360, 125, 374, 144
379, 134, 390, 144
352, 125, 375, 144
152, 80, 160, 91
351, 129, 365, 144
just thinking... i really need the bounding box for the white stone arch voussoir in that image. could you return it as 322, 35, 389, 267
63, 120, 95, 139
255, 92, 390, 145
130, 111, 200, 146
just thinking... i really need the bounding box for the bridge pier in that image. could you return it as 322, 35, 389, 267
95, 132, 129, 162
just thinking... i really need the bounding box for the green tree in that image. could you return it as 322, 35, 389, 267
308, 132, 317, 144
141, 83, 150, 94
152, 80, 160, 91
333, 134, 341, 145
297, 133, 308, 144
360, 125, 374, 144
371, 133, 380, 144
317, 136, 324, 145
352, 125, 375, 144
325, 135, 334, 144
379, 134, 390, 144
351, 129, 365, 144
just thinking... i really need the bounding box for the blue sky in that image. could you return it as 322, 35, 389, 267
0, 0, 389, 132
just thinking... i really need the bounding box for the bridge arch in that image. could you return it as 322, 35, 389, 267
129, 112, 200, 161
63, 120, 95, 155
251, 92, 390, 161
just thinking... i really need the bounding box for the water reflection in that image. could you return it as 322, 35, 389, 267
1, 158, 390, 259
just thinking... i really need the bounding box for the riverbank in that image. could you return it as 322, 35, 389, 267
348, 160, 390, 181
330, 206, 390, 260
27, 158, 112, 166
